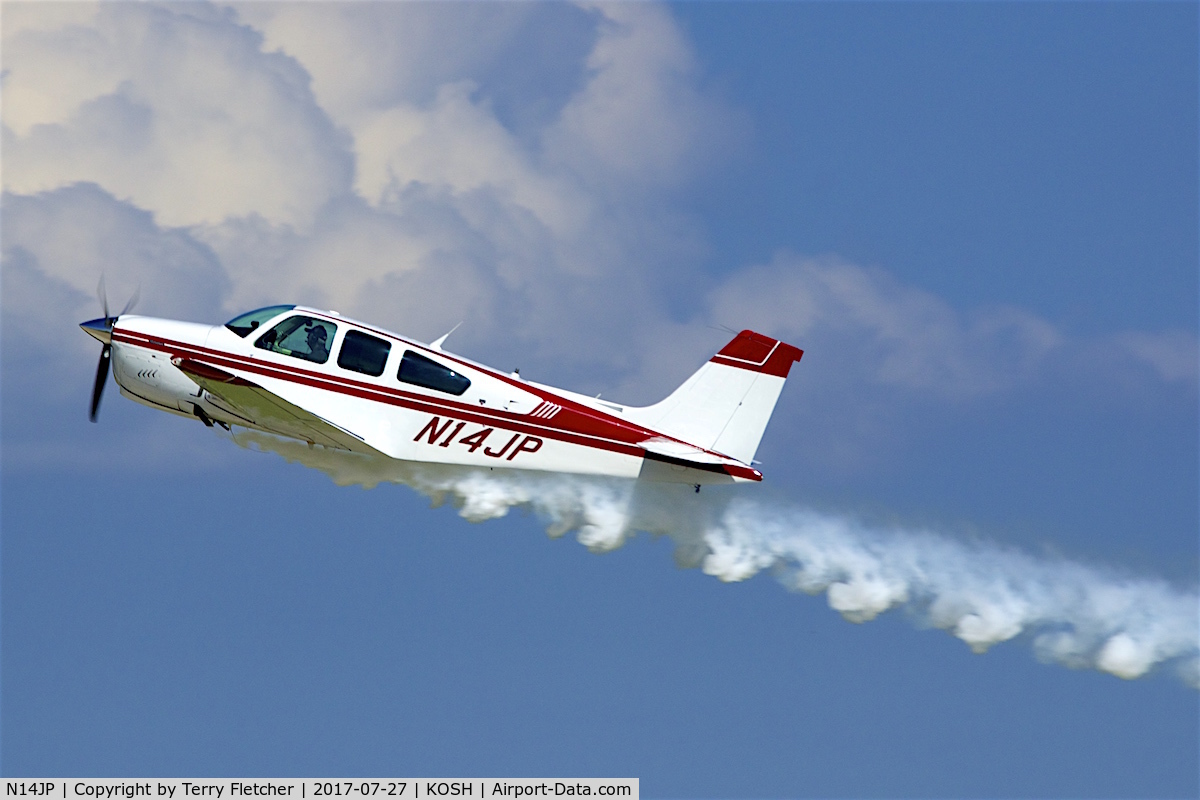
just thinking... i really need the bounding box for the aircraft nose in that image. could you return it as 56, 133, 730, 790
80, 317, 113, 345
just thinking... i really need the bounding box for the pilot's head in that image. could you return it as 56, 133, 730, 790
307, 325, 327, 349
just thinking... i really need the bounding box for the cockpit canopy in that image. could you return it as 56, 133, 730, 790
224, 305, 296, 337
222, 305, 471, 395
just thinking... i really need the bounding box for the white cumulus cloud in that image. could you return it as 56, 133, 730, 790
2, 3, 352, 228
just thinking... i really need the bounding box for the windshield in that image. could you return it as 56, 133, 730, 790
224, 305, 296, 337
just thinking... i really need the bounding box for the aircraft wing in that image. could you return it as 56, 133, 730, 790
173, 357, 387, 456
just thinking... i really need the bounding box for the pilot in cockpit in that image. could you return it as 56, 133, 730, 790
305, 323, 329, 362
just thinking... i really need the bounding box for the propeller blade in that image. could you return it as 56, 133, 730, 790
97, 275, 109, 320
89, 344, 111, 422
86, 275, 136, 421
120, 285, 140, 317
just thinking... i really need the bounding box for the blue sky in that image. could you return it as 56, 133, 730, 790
2, 2, 1197, 797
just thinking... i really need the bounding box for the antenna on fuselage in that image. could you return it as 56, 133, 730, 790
430, 322, 462, 351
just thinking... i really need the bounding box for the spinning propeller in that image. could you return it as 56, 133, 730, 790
79, 277, 138, 421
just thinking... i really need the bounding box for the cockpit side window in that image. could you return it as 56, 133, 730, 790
224, 305, 296, 338
397, 350, 471, 395
337, 330, 391, 377
254, 316, 337, 364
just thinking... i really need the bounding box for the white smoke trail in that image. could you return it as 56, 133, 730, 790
231, 430, 1200, 688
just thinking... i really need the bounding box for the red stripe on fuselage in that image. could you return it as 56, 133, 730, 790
112, 327, 741, 464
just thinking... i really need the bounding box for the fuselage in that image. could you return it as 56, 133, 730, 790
101, 307, 764, 484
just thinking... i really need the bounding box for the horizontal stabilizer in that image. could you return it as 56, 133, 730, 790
638, 437, 762, 482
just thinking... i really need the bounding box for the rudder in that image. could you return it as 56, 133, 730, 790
627, 330, 803, 464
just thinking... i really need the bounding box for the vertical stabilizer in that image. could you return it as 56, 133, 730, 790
626, 331, 803, 464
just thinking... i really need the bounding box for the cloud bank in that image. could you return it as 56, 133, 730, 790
3, 1, 1193, 405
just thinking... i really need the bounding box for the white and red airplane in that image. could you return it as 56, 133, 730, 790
80, 303, 802, 487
